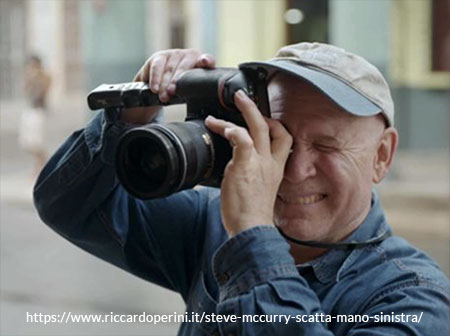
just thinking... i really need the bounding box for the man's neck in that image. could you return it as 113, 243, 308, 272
288, 200, 373, 265
289, 244, 329, 265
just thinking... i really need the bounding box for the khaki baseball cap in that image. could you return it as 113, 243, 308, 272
241, 42, 394, 126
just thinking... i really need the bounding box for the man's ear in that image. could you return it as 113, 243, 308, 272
372, 127, 398, 183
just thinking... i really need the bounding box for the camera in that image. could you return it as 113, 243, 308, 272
87, 64, 270, 199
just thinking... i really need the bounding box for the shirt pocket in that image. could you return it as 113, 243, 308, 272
188, 271, 220, 336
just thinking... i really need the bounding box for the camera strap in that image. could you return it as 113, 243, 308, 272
277, 228, 391, 251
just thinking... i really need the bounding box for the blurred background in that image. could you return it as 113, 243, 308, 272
1, 0, 449, 335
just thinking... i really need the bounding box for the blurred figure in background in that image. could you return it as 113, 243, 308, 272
19, 55, 52, 178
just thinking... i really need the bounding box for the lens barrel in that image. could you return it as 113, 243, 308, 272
115, 121, 214, 199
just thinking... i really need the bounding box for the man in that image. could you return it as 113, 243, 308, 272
34, 43, 449, 335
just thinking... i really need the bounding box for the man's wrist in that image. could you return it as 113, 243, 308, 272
223, 210, 275, 238
120, 106, 161, 124
95, 108, 135, 165
225, 221, 274, 238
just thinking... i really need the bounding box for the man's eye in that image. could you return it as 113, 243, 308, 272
315, 143, 336, 152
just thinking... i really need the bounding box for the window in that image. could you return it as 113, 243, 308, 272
432, 0, 450, 72
285, 0, 329, 44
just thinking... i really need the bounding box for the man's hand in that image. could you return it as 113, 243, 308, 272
205, 90, 293, 237
121, 49, 215, 124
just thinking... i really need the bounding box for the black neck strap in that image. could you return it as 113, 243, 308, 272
277, 228, 391, 251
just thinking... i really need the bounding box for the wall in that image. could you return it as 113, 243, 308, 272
80, 1, 146, 91
329, 0, 449, 150
218, 0, 285, 66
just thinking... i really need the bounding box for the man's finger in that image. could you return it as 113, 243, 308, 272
195, 54, 216, 68
169, 53, 216, 95
149, 55, 167, 93
266, 117, 293, 164
159, 53, 183, 101
169, 56, 201, 94
133, 63, 145, 82
205, 116, 253, 165
234, 90, 270, 155
135, 55, 157, 85
224, 127, 254, 165
204, 115, 237, 137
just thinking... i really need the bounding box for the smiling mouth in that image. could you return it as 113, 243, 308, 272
278, 194, 326, 205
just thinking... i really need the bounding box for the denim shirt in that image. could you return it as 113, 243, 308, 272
34, 109, 450, 335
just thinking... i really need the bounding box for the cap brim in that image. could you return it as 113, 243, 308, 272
240, 60, 382, 117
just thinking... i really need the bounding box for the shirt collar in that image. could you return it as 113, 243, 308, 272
296, 190, 391, 284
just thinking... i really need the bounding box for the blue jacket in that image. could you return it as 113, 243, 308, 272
34, 109, 450, 335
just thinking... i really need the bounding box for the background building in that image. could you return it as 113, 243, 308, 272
1, 0, 448, 148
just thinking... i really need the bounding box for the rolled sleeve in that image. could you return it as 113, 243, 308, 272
84, 108, 132, 166
212, 226, 299, 301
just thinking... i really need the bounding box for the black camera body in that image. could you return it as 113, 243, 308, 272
87, 64, 270, 199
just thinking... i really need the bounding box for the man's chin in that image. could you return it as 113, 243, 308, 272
274, 217, 289, 228
274, 217, 323, 241
274, 214, 315, 228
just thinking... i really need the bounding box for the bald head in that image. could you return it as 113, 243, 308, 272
270, 72, 398, 244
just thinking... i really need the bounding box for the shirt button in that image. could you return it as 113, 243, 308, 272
218, 272, 230, 284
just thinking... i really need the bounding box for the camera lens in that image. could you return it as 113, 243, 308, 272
130, 139, 169, 188
115, 121, 215, 199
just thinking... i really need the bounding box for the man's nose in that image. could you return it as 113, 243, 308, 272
283, 145, 317, 184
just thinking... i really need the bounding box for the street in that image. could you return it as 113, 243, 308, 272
1, 199, 184, 335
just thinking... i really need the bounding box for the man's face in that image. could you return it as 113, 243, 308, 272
268, 74, 385, 243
